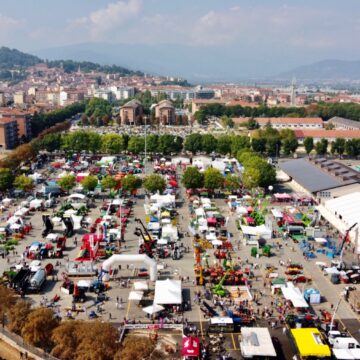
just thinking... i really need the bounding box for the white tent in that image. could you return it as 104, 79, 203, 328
281, 283, 308, 308
271, 209, 283, 218
161, 224, 178, 241
30, 199, 43, 209
240, 327, 277, 358
68, 193, 86, 200
134, 281, 148, 291
142, 303, 165, 315
14, 208, 29, 217
128, 290, 144, 301
7, 216, 23, 225
240, 225, 272, 240
154, 279, 182, 304
212, 239, 223, 246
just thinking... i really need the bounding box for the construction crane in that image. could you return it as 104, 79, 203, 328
339, 223, 358, 261
135, 218, 153, 241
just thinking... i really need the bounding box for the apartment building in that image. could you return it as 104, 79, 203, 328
0, 108, 32, 140
0, 118, 18, 149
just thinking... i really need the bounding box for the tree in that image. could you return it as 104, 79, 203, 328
0, 285, 16, 319
182, 166, 204, 189
331, 138, 346, 157
127, 136, 145, 154
345, 138, 360, 158
251, 137, 266, 154
21, 308, 59, 350
204, 168, 224, 190
58, 175, 76, 192
115, 336, 155, 360
51, 321, 79, 360
230, 135, 250, 155
224, 174, 240, 192
282, 138, 299, 156
247, 117, 259, 130
75, 321, 119, 360
221, 116, 234, 128
143, 174, 166, 193
216, 135, 232, 155
8, 300, 32, 335
266, 137, 282, 157
0, 168, 14, 193
315, 139, 328, 156
81, 114, 88, 126
304, 137, 314, 155
121, 174, 142, 193
85, 98, 112, 119
158, 134, 179, 155
101, 134, 123, 154
81, 175, 98, 191
242, 167, 261, 189
146, 134, 159, 153
201, 134, 217, 154
184, 133, 202, 154
14, 175, 34, 192
101, 176, 117, 191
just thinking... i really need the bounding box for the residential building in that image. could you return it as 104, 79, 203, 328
109, 86, 135, 100
0, 118, 18, 149
328, 117, 360, 130
233, 117, 323, 129
119, 99, 143, 125
0, 108, 32, 139
154, 99, 176, 125
13, 91, 25, 106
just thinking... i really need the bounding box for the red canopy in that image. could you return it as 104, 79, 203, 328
182, 337, 200, 357
207, 217, 217, 225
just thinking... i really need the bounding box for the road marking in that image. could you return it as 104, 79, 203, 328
231, 333, 237, 350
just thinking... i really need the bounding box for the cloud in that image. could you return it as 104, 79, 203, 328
69, 0, 142, 39
0, 14, 22, 30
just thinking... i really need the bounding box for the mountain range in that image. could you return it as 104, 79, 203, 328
1, 44, 360, 84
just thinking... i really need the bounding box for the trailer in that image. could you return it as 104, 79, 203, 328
11, 268, 31, 291
28, 269, 46, 292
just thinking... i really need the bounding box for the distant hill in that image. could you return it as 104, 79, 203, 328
0, 46, 41, 69
274, 59, 360, 82
0, 46, 143, 79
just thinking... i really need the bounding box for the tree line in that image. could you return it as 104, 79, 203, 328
0, 285, 153, 360
194, 101, 360, 124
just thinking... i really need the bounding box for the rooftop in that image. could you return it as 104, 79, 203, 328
279, 158, 360, 193
294, 129, 360, 138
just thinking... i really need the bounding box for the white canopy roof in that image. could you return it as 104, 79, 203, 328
325, 192, 360, 228
142, 303, 165, 315
154, 279, 182, 304
281, 283, 308, 308
134, 281, 148, 291
128, 290, 144, 301
240, 327, 277, 358
68, 193, 86, 200
271, 209, 283, 218
240, 224, 272, 240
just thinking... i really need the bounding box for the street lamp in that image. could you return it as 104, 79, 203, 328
144, 115, 148, 176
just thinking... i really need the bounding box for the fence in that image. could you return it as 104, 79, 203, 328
0, 326, 59, 360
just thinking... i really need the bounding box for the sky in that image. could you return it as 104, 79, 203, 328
1, 0, 360, 78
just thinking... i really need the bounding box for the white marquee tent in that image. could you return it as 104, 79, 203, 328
154, 279, 182, 304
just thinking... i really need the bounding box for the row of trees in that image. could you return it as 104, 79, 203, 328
194, 101, 360, 124
303, 137, 360, 157
37, 131, 184, 155
0, 285, 149, 360
31, 102, 85, 137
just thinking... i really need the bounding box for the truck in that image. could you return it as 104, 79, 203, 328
348, 289, 360, 313
38, 181, 63, 198
28, 269, 46, 292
